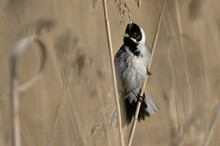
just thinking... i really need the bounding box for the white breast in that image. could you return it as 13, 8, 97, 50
122, 45, 150, 92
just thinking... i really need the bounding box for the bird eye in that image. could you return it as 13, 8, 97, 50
132, 33, 137, 37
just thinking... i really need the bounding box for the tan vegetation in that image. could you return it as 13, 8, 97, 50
0, 0, 220, 146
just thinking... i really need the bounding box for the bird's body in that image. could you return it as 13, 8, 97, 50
109, 23, 158, 126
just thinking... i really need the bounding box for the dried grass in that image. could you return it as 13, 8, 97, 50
1, 0, 220, 146
91, 0, 142, 23
102, 0, 124, 145
10, 35, 47, 146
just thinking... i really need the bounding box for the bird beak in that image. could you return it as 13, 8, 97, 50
124, 33, 129, 37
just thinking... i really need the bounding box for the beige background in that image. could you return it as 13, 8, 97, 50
0, 0, 220, 146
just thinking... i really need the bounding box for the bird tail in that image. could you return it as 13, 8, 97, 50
144, 91, 159, 115
124, 91, 158, 124
108, 107, 117, 127
108, 93, 128, 127
108, 91, 158, 126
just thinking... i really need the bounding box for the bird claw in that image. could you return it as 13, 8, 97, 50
147, 69, 152, 75
137, 94, 145, 102
132, 91, 145, 102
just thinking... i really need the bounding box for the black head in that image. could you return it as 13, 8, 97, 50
123, 23, 144, 46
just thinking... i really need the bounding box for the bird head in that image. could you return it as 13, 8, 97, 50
123, 23, 146, 46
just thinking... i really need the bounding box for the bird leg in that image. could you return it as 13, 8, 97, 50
147, 68, 152, 75
137, 94, 145, 102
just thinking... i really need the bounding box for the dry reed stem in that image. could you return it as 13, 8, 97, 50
102, 0, 124, 146
46, 30, 88, 145
10, 36, 47, 146
90, 85, 110, 146
48, 85, 66, 146
158, 1, 184, 144
174, 0, 193, 128
203, 101, 220, 146
96, 85, 111, 146
128, 0, 166, 145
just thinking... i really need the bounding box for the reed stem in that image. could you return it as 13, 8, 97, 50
102, 0, 125, 146
128, 0, 166, 145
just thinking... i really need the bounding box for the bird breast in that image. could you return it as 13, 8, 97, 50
122, 46, 149, 92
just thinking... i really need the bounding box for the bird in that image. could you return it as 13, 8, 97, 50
109, 23, 158, 126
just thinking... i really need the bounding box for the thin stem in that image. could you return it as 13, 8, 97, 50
128, 0, 166, 146
174, 0, 193, 129
102, 0, 125, 146
203, 102, 220, 146
10, 36, 47, 146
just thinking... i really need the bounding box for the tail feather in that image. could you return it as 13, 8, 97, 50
109, 91, 158, 126
108, 107, 117, 127
144, 92, 159, 114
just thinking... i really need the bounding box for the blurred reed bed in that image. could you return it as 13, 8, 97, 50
160, 0, 220, 145
0, 0, 220, 146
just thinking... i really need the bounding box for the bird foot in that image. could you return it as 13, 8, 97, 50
137, 94, 145, 102
147, 69, 152, 75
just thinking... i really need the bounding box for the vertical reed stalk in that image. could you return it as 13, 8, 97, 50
203, 102, 220, 146
10, 36, 47, 146
102, 0, 124, 146
128, 0, 166, 145
174, 0, 193, 127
